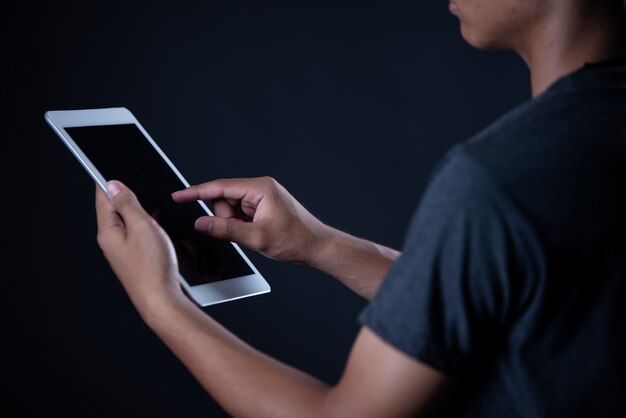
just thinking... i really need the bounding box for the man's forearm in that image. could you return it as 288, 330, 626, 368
141, 292, 332, 418
310, 226, 400, 300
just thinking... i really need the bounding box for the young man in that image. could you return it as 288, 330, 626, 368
95, 0, 626, 416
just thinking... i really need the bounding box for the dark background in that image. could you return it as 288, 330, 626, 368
1, 1, 528, 417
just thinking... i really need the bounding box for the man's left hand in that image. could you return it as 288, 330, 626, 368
95, 180, 185, 314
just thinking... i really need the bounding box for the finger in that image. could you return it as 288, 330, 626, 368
171, 178, 261, 203
213, 199, 239, 219
194, 216, 263, 250
95, 184, 125, 241
106, 180, 150, 226
224, 198, 241, 207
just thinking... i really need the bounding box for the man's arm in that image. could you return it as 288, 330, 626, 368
172, 177, 399, 300
311, 225, 400, 300
96, 181, 446, 418
144, 293, 445, 418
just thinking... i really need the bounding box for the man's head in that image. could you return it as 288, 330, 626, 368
450, 0, 626, 53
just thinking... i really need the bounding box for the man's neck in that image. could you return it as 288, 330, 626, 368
518, 2, 626, 97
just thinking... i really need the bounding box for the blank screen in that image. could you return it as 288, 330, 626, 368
65, 123, 254, 286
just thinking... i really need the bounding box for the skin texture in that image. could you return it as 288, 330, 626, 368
94, 2, 626, 417
96, 181, 446, 418
171, 177, 400, 300
450, 0, 626, 95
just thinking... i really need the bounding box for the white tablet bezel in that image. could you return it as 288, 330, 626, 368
45, 107, 270, 307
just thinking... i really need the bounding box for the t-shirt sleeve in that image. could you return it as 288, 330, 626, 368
359, 148, 540, 376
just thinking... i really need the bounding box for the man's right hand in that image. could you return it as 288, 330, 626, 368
173, 176, 399, 300
171, 176, 331, 266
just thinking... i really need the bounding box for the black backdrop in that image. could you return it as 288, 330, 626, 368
2, 1, 529, 417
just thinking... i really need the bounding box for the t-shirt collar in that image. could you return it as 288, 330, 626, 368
543, 55, 626, 96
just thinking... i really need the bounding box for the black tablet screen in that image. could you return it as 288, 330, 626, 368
66, 123, 254, 286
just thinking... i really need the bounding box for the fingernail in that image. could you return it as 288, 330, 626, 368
195, 219, 213, 233
106, 181, 122, 197
171, 190, 181, 197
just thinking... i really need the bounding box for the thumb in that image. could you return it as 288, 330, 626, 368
195, 216, 263, 250
106, 180, 148, 225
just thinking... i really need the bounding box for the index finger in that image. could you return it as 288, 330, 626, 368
95, 184, 125, 239
171, 178, 257, 203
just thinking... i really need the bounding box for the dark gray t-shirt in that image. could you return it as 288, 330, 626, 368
359, 58, 626, 417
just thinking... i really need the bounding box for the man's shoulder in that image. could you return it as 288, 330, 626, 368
460, 68, 625, 174
462, 91, 578, 159
450, 85, 616, 194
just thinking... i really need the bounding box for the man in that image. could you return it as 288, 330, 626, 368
95, 0, 626, 416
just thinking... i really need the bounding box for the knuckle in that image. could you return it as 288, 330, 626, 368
113, 191, 134, 208
96, 232, 109, 248
209, 179, 223, 188
134, 217, 153, 230
261, 176, 278, 188
190, 184, 203, 194
217, 220, 231, 239
260, 176, 281, 197
202, 179, 221, 192
249, 226, 269, 252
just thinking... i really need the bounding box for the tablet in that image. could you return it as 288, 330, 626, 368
45, 107, 270, 307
